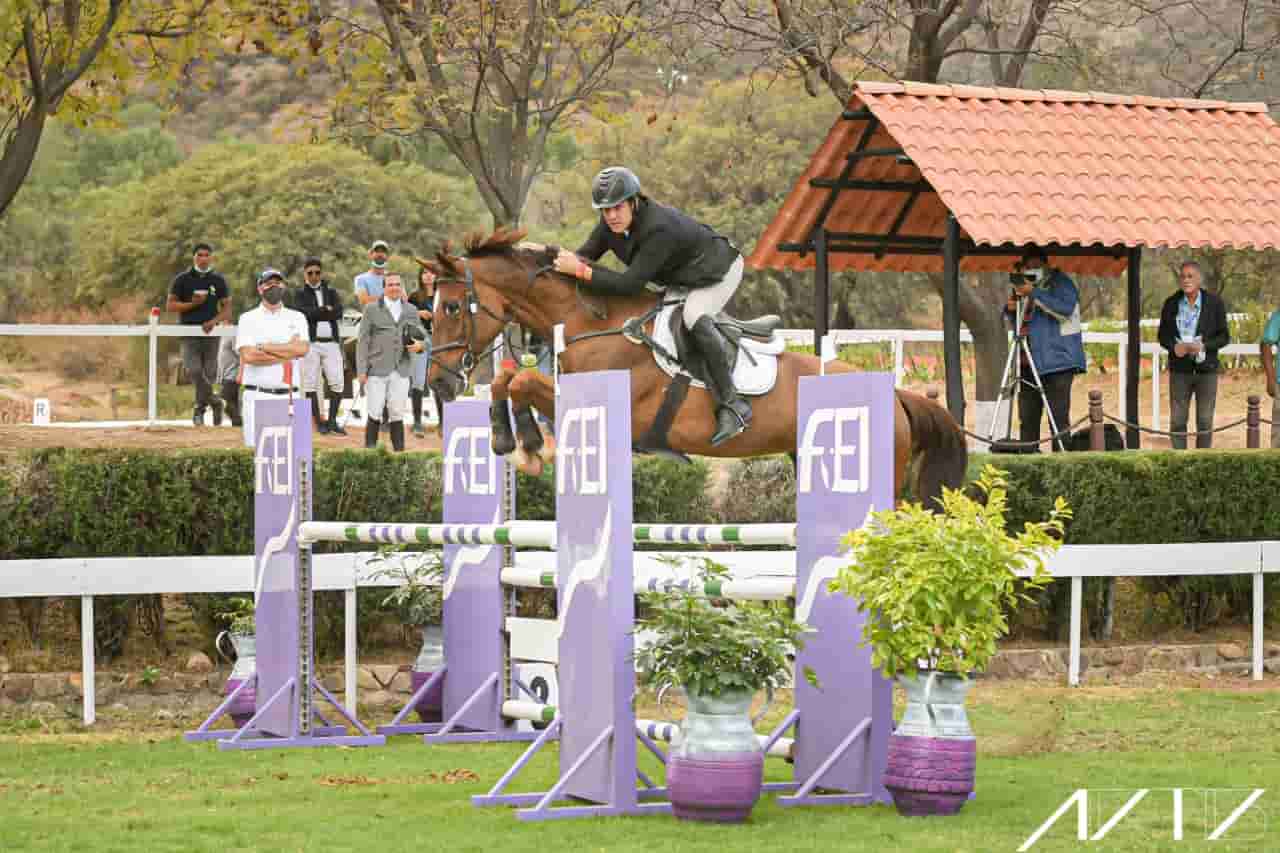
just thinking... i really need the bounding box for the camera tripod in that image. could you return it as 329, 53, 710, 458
987, 295, 1063, 450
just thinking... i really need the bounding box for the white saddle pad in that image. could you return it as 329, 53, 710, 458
649, 302, 785, 397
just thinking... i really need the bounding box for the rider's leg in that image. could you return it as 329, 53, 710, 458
684, 257, 750, 446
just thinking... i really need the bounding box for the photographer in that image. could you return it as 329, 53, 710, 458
355, 271, 426, 452
1003, 247, 1085, 451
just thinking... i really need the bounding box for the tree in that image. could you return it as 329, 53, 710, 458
316, 0, 658, 227
74, 142, 485, 306
671, 0, 1082, 403
0, 1, 257, 220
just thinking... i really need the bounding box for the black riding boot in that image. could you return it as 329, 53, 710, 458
690, 315, 752, 446
365, 418, 380, 449
389, 420, 406, 452
309, 393, 327, 433
221, 381, 242, 427
410, 389, 425, 437
326, 396, 346, 436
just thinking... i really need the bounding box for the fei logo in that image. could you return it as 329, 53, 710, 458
796, 406, 869, 495
557, 406, 607, 496
444, 427, 498, 496
1020, 789, 1268, 850
254, 425, 293, 496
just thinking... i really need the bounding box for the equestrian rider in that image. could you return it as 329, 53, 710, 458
553, 167, 750, 446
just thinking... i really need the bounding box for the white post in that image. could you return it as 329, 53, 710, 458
1151, 349, 1162, 431
1253, 572, 1264, 682
147, 309, 160, 424
1117, 341, 1127, 426
1068, 576, 1082, 687
892, 335, 905, 388
345, 587, 358, 716
553, 323, 565, 397
81, 595, 96, 725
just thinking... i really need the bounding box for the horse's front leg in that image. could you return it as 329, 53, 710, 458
511, 368, 557, 467
489, 363, 518, 456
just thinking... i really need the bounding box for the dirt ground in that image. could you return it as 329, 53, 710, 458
0, 361, 1268, 452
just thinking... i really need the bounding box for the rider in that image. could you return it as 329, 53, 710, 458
553, 166, 750, 446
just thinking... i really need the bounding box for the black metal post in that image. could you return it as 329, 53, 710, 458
1126, 247, 1142, 448
943, 214, 965, 427
814, 227, 829, 353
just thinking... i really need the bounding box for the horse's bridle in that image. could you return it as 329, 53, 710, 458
428, 254, 556, 388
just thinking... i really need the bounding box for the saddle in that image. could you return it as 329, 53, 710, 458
632, 300, 786, 397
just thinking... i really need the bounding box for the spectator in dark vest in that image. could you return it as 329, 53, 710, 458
1158, 261, 1229, 449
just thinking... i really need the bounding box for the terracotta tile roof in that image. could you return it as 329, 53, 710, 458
747, 82, 1280, 277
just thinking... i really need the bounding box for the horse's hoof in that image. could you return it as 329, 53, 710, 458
514, 445, 543, 476
537, 432, 556, 465
492, 434, 516, 455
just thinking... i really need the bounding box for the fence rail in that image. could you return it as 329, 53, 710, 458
2, 321, 1262, 432
2, 542, 1274, 725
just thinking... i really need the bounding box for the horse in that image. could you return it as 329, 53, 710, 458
422, 228, 967, 506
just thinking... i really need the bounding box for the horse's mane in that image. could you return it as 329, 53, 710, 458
425, 227, 536, 279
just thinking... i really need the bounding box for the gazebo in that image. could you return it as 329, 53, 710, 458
747, 81, 1280, 446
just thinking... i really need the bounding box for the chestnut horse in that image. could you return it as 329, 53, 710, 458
423, 230, 966, 506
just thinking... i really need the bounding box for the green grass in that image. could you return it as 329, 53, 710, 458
1, 685, 1278, 852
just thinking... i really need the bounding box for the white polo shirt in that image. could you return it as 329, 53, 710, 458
235, 304, 309, 388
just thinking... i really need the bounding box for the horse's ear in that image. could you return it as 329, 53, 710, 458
414, 255, 442, 276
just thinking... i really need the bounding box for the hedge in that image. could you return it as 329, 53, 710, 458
0, 448, 713, 658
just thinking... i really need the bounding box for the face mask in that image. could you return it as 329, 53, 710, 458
372, 259, 387, 270
262, 286, 285, 305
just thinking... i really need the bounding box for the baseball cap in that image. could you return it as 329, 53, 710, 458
257, 268, 285, 286
370, 240, 390, 252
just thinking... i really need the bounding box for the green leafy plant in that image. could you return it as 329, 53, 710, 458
366, 546, 445, 627
215, 596, 255, 636
636, 557, 813, 700
139, 665, 161, 687
830, 466, 1069, 679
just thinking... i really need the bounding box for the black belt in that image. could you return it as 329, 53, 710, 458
314, 337, 336, 342
243, 385, 297, 395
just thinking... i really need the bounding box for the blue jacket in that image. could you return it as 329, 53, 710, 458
1004, 269, 1086, 377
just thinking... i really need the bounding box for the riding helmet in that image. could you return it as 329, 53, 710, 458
591, 166, 642, 209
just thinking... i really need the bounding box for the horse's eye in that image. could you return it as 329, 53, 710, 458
444, 301, 461, 318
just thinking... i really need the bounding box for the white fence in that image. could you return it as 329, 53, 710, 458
0, 543, 1273, 726
0, 321, 1266, 431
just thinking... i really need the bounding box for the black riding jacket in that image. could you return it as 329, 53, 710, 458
288, 281, 345, 342
576, 198, 739, 297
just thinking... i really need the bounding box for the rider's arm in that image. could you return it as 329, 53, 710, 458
576, 220, 610, 261
580, 230, 677, 297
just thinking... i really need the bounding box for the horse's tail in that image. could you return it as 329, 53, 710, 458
896, 389, 968, 511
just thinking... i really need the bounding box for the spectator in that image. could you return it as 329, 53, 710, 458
407, 266, 436, 437
1002, 246, 1086, 451
356, 271, 425, 451
216, 333, 242, 428
1158, 261, 1229, 449
166, 243, 230, 425
291, 258, 347, 436
354, 240, 390, 307
235, 269, 309, 447
1261, 307, 1280, 449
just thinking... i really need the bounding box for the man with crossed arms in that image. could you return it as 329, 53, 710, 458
236, 269, 310, 447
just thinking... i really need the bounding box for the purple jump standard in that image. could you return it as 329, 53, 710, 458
185, 397, 384, 749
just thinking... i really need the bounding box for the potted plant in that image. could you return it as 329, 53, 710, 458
214, 596, 256, 727
829, 466, 1068, 817
637, 557, 812, 823
368, 547, 445, 723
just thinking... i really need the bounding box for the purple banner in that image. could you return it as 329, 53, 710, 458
252, 396, 311, 738
555, 371, 635, 807
441, 400, 505, 733
793, 372, 894, 802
